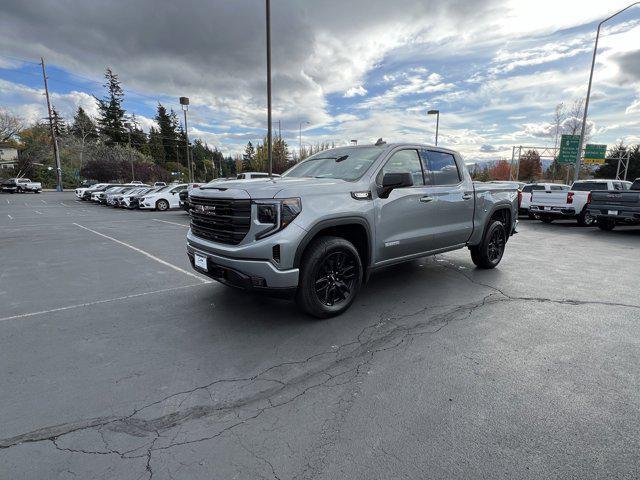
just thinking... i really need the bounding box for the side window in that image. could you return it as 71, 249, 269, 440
550, 185, 562, 191
424, 151, 461, 185
522, 185, 533, 193
236, 174, 245, 179
531, 185, 545, 191
171, 186, 185, 193
378, 150, 424, 186
613, 182, 623, 191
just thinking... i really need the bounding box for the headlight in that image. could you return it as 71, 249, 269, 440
254, 198, 301, 239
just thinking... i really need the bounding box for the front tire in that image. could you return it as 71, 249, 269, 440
469, 220, 507, 269
156, 199, 169, 211
296, 236, 362, 318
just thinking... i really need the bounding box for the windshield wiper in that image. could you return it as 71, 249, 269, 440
335, 155, 349, 162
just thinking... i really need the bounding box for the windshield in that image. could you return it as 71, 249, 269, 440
282, 146, 385, 181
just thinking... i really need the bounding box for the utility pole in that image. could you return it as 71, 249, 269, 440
123, 122, 135, 181
266, 0, 273, 178
41, 57, 63, 191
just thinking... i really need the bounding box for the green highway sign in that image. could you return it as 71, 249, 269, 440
558, 134, 581, 164
584, 144, 607, 165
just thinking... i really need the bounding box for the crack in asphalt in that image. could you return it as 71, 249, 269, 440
2, 255, 639, 477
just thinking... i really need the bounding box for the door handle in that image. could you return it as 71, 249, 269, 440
462, 193, 473, 200
420, 196, 434, 203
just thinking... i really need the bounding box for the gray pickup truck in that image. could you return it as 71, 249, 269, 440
186, 142, 518, 317
587, 178, 640, 231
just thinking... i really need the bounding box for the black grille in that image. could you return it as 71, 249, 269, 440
189, 196, 251, 245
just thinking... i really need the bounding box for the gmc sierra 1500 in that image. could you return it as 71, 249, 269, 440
187, 143, 518, 317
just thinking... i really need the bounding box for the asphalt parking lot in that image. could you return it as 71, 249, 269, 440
1, 192, 639, 479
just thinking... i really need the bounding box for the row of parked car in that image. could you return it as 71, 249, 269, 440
515, 178, 639, 231
75, 172, 280, 211
75, 181, 200, 211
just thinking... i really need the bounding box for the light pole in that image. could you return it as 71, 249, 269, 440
574, 2, 639, 183
180, 96, 193, 183
428, 109, 440, 146
123, 122, 135, 181
299, 121, 310, 159
265, 0, 273, 178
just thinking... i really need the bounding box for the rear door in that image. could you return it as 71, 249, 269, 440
374, 148, 436, 263
419, 149, 474, 249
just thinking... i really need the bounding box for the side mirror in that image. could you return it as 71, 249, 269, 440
378, 172, 414, 198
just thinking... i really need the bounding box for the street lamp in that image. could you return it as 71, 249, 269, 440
265, 0, 273, 178
180, 96, 193, 183
299, 121, 310, 159
427, 109, 440, 146
574, 2, 639, 183
123, 121, 135, 181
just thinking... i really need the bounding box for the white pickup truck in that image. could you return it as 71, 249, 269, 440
530, 179, 632, 226
0, 178, 42, 193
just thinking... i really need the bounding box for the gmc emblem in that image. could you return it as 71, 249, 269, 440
195, 204, 216, 214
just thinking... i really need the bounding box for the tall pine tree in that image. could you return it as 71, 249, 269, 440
70, 107, 97, 141
51, 107, 67, 137
155, 103, 179, 164
96, 68, 127, 145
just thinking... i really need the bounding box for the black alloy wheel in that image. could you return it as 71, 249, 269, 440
314, 250, 358, 307
486, 226, 506, 264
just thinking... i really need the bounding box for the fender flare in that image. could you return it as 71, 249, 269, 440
293, 216, 373, 269
470, 204, 513, 246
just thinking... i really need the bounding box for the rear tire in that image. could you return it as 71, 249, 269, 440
156, 199, 169, 211
597, 218, 616, 231
577, 209, 595, 227
295, 236, 362, 318
469, 220, 507, 269
540, 215, 553, 224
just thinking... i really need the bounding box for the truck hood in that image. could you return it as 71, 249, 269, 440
194, 177, 355, 200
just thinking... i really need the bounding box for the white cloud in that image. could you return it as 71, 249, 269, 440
343, 85, 367, 98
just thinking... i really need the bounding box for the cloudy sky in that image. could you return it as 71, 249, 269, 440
1, 0, 639, 162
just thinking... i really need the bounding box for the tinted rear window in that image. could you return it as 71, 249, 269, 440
631, 180, 640, 191
572, 182, 609, 191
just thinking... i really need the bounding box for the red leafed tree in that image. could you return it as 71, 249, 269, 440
489, 159, 511, 180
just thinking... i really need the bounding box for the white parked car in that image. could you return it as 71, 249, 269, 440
139, 184, 189, 211
530, 179, 631, 225
520, 183, 571, 218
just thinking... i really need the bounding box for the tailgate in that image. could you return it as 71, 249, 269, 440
531, 190, 568, 207
590, 190, 640, 206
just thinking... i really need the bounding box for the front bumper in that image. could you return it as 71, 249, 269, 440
530, 206, 576, 217
187, 236, 300, 293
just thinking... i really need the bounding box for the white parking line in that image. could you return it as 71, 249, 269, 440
41, 200, 47, 204
0, 283, 209, 323
7, 214, 13, 220
73, 223, 210, 284
153, 218, 189, 228
34, 210, 43, 215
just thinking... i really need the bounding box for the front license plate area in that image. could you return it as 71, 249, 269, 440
194, 253, 208, 271
608, 210, 618, 215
